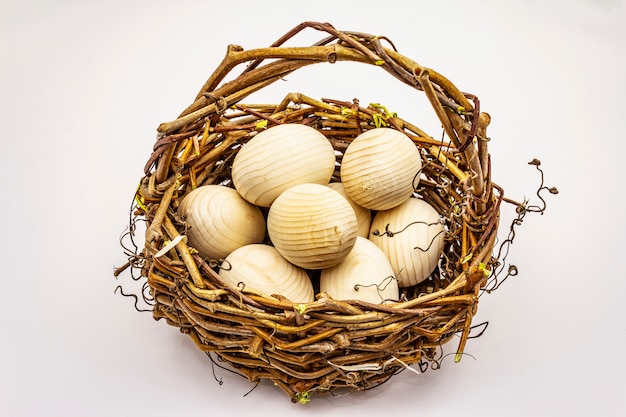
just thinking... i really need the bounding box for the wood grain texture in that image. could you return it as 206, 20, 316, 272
369, 198, 445, 287
320, 237, 399, 304
219, 244, 314, 303
341, 128, 422, 210
178, 185, 266, 259
267, 183, 358, 269
232, 124, 336, 207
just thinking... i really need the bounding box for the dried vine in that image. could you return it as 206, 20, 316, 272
113, 21, 557, 403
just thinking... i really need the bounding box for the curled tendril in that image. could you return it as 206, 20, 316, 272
484, 265, 519, 294
413, 229, 446, 253
141, 281, 155, 303
114, 197, 155, 310
417, 359, 429, 373
353, 275, 398, 302
411, 167, 424, 191
465, 321, 489, 339
243, 383, 260, 398
204, 351, 265, 399
114, 285, 153, 313
482, 159, 557, 294
524, 158, 559, 214
202, 93, 229, 114
205, 352, 248, 384
430, 357, 442, 371
371, 220, 443, 238
217, 258, 232, 271
115, 213, 147, 280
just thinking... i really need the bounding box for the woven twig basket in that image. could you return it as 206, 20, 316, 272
115, 22, 548, 403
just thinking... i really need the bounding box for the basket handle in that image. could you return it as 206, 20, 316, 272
155, 21, 490, 212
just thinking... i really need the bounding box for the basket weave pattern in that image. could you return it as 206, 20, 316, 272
127, 22, 506, 402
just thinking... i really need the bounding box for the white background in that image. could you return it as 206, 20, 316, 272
1, 0, 625, 416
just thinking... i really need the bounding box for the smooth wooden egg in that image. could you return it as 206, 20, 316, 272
219, 244, 314, 303
327, 182, 371, 238
267, 183, 358, 269
340, 128, 422, 210
177, 185, 266, 260
320, 237, 399, 304
368, 197, 445, 287
231, 124, 336, 207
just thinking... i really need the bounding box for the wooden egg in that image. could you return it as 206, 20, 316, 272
327, 182, 371, 238
340, 128, 422, 210
177, 185, 266, 260
267, 183, 358, 269
231, 124, 336, 207
368, 197, 445, 287
320, 237, 399, 304
219, 244, 314, 303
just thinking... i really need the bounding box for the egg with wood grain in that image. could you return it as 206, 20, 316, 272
177, 185, 266, 260
368, 197, 445, 287
219, 244, 314, 303
267, 183, 358, 269
320, 237, 399, 304
341, 128, 422, 210
231, 123, 336, 207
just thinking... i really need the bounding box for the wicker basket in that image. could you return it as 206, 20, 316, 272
115, 22, 550, 403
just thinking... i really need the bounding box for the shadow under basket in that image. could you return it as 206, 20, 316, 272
115, 22, 552, 404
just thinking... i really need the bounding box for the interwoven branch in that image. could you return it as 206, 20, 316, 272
113, 21, 555, 403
